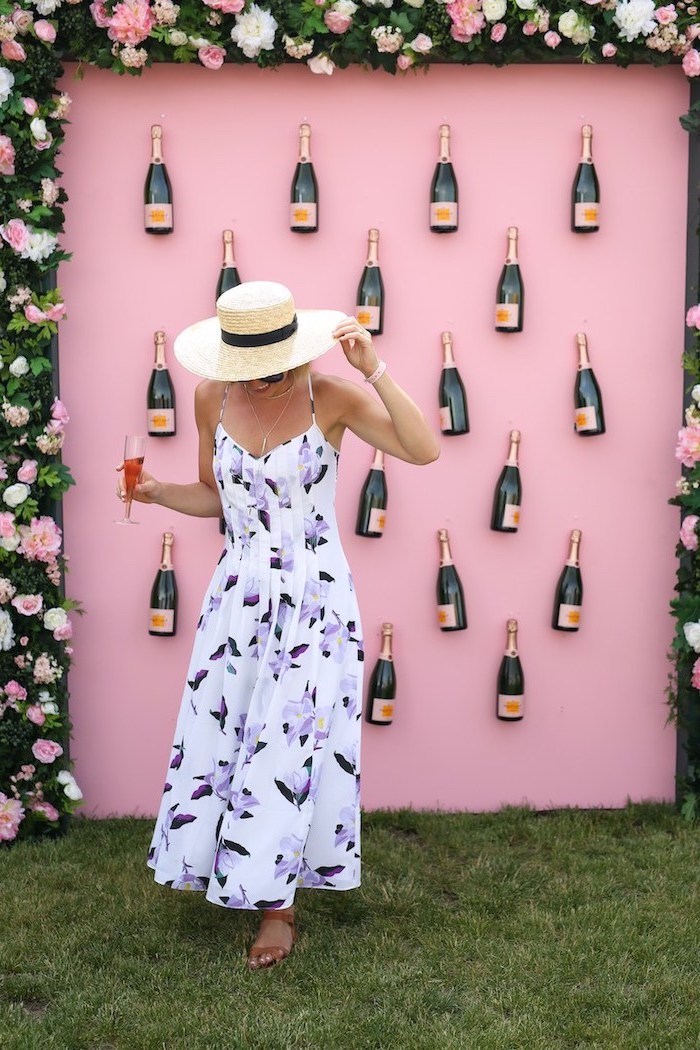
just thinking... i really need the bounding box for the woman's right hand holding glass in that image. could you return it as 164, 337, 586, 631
115, 462, 162, 504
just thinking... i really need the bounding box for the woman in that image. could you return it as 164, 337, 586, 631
117, 281, 439, 970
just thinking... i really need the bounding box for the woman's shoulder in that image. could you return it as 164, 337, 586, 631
194, 379, 227, 429
311, 370, 365, 410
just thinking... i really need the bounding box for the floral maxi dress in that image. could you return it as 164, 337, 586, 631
146, 373, 363, 910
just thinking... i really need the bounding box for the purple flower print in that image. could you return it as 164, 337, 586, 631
334, 805, 356, 850
250, 618, 271, 659
244, 468, 270, 511
214, 450, 224, 488
271, 532, 294, 572
334, 739, 358, 776
296, 857, 346, 887
243, 577, 260, 607
228, 786, 260, 820
321, 613, 351, 663
313, 705, 333, 747
299, 577, 329, 623
233, 711, 247, 741
199, 591, 222, 631
214, 838, 250, 886
220, 883, 252, 909
297, 439, 319, 487
242, 721, 267, 764
234, 507, 255, 548
228, 445, 243, 479
304, 513, 330, 550
171, 859, 209, 892
275, 758, 312, 808
281, 688, 315, 745
269, 649, 293, 680
274, 834, 305, 882
340, 672, 358, 719
276, 475, 291, 508
191, 758, 236, 801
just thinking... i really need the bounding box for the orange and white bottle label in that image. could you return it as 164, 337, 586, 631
149, 608, 175, 633
575, 406, 598, 432
371, 697, 394, 723
495, 302, 520, 328
502, 503, 520, 529
438, 604, 456, 628
557, 604, 581, 628
439, 406, 453, 431
357, 305, 381, 331
148, 408, 175, 433
574, 202, 599, 227
368, 507, 386, 534
291, 202, 317, 227
430, 202, 458, 227
498, 693, 523, 718
145, 203, 173, 229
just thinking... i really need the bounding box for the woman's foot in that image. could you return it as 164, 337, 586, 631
247, 906, 297, 971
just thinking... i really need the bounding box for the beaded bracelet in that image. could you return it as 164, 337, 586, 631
364, 360, 387, 385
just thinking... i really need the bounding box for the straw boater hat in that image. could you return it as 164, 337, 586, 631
173, 280, 347, 382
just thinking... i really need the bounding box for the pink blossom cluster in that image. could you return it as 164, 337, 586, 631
675, 425, 700, 468
0, 792, 24, 841
24, 301, 66, 324
0, 134, 15, 176
446, 0, 486, 43
18, 515, 62, 564
32, 653, 63, 685
90, 0, 156, 46
202, 0, 244, 11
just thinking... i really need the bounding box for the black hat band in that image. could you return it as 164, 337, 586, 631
220, 315, 298, 348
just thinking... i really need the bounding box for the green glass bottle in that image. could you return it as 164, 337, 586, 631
356, 228, 384, 336
365, 623, 396, 725
144, 124, 173, 235
552, 529, 583, 631
430, 124, 458, 233
436, 528, 467, 631
290, 123, 318, 233
439, 331, 469, 436
496, 619, 524, 721
490, 430, 522, 533
495, 225, 523, 332
571, 124, 600, 233
574, 333, 605, 436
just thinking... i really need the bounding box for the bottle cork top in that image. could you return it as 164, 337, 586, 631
571, 528, 582, 541
441, 331, 452, 344
163, 531, 174, 545
223, 229, 233, 242
507, 618, 518, 631
575, 332, 587, 345
507, 225, 518, 237
381, 621, 393, 633
151, 124, 162, 138
369, 228, 380, 242
510, 429, 521, 442
154, 330, 165, 344
582, 124, 592, 136
300, 122, 311, 136
438, 528, 449, 541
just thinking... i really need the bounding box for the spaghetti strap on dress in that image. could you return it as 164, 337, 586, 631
146, 370, 363, 909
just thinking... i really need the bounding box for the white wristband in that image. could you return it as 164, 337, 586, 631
364, 360, 387, 385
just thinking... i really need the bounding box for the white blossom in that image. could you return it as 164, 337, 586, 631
613, 0, 657, 41
0, 609, 14, 651
43, 607, 68, 631
0, 67, 15, 106
29, 117, 49, 142
3, 483, 31, 507
230, 3, 277, 59
684, 620, 700, 652
8, 357, 29, 377
483, 0, 507, 20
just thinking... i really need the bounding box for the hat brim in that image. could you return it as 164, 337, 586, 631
173, 307, 348, 382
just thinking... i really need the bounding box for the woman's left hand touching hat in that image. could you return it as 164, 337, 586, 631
332, 317, 380, 380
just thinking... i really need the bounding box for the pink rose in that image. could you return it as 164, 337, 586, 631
688, 23, 700, 41
307, 54, 335, 75
17, 459, 38, 484
0, 218, 30, 254
51, 398, 70, 425
24, 303, 48, 324
4, 681, 27, 700
89, 0, 111, 27
22, 97, 38, 115
19, 636, 28, 645
655, 4, 677, 23
676, 425, 700, 467
31, 738, 63, 764
681, 514, 699, 550
11, 594, 43, 616
544, 30, 561, 47
687, 305, 700, 328
523, 20, 537, 34
0, 512, 16, 538
106, 0, 156, 46
1, 39, 27, 62
683, 47, 700, 76
31, 800, 59, 821
324, 10, 352, 33
397, 53, 414, 69
53, 620, 73, 640
33, 134, 53, 152
692, 656, 700, 689
26, 704, 46, 726
410, 33, 433, 53
601, 42, 617, 56
34, 19, 57, 42
44, 302, 66, 322
198, 45, 226, 69
0, 792, 24, 841
0, 135, 15, 177
202, 0, 244, 10
491, 22, 506, 41
12, 9, 34, 32
446, 0, 486, 43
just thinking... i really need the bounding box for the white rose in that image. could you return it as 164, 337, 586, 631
571, 22, 594, 43
188, 35, 211, 47
557, 9, 579, 36
613, 0, 657, 42
22, 230, 57, 263
35, 0, 61, 14
684, 620, 700, 652
230, 3, 277, 59
307, 53, 335, 74
403, 0, 424, 6
29, 117, 49, 142
0, 270, 6, 294
0, 609, 14, 651
692, 385, 700, 403
3, 482, 31, 507
169, 29, 187, 45
8, 356, 29, 377
515, 0, 537, 8
0, 533, 20, 552
43, 607, 68, 631
0, 67, 15, 106
482, 0, 506, 20
333, 0, 358, 13
56, 769, 73, 785
40, 696, 59, 714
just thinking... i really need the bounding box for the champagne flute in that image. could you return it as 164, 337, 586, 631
115, 435, 147, 525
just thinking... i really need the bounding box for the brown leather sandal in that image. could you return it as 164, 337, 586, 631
247, 908, 297, 971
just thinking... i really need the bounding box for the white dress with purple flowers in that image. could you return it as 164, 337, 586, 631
146, 373, 363, 910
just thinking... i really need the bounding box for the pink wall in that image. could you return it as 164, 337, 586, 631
56, 61, 688, 817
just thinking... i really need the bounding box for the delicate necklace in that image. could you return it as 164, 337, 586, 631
243, 377, 295, 401
243, 374, 296, 455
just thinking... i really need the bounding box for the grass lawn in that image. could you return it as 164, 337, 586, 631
0, 801, 698, 1050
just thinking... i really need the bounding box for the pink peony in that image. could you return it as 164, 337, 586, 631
34, 19, 57, 42
686, 303, 700, 328
31, 738, 63, 764
523, 20, 537, 34
0, 135, 15, 176
692, 656, 700, 689
324, 9, 352, 33
22, 97, 38, 115
12, 9, 34, 32
397, 53, 414, 69
655, 4, 677, 22
0, 512, 16, 538
1, 39, 27, 62
410, 33, 433, 53
11, 594, 43, 616
89, 0, 111, 27
33, 134, 53, 153
31, 800, 59, 821
446, 0, 486, 43
491, 22, 507, 41
4, 680, 27, 700
44, 302, 66, 322
0, 792, 24, 841
683, 47, 700, 75
53, 621, 73, 641
106, 0, 156, 46
198, 45, 226, 69
681, 515, 699, 550
202, 0, 244, 10
17, 460, 37, 484
307, 54, 335, 74
676, 425, 700, 467
0, 218, 30, 254
26, 704, 46, 726
24, 303, 48, 323
544, 29, 561, 47
51, 398, 70, 425
601, 41, 617, 56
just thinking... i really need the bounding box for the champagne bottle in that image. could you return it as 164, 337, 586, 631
439, 331, 469, 436
497, 619, 524, 721
215, 229, 241, 301
495, 226, 523, 332
365, 622, 396, 725
144, 124, 173, 235
574, 333, 605, 436
149, 531, 177, 636
147, 330, 176, 437
290, 122, 318, 233
571, 124, 600, 233
356, 228, 384, 336
490, 429, 522, 532
355, 448, 387, 538
430, 124, 458, 233
552, 529, 583, 631
436, 528, 467, 631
